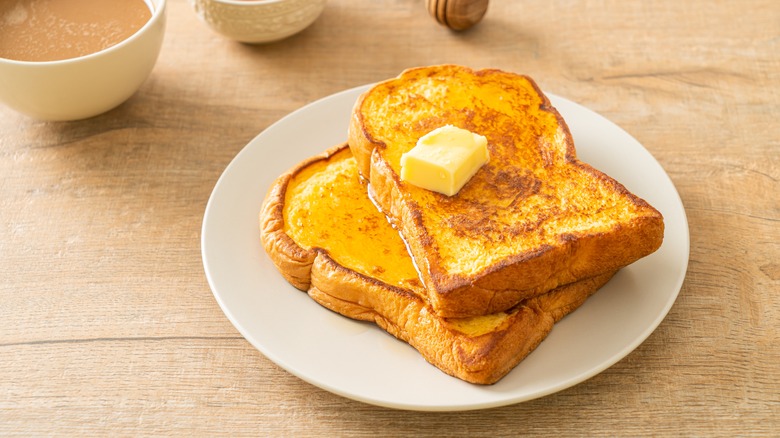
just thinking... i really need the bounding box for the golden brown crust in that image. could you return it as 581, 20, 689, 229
259, 147, 348, 291
298, 245, 613, 385
348, 64, 665, 317
259, 143, 615, 384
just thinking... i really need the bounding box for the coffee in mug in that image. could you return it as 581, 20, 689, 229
0, 0, 153, 62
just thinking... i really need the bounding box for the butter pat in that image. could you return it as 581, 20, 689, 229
400, 125, 489, 196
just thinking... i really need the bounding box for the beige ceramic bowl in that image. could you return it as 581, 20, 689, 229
190, 0, 327, 44
0, 0, 167, 121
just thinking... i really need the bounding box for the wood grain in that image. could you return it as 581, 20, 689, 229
1, 0, 777, 435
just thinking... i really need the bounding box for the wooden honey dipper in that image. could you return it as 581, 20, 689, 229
426, 0, 489, 31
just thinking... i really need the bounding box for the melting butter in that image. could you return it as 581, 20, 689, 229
400, 125, 489, 196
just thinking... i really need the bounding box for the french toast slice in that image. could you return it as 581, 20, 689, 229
348, 65, 664, 317
260, 143, 615, 384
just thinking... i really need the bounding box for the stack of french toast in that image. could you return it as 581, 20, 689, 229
260, 65, 664, 384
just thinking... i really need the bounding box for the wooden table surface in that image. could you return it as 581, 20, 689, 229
1, 0, 778, 435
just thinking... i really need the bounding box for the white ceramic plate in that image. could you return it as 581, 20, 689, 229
201, 85, 689, 411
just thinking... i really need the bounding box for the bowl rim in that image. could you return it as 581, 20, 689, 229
0, 0, 167, 66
